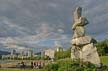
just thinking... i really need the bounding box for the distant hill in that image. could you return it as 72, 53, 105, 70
0, 50, 10, 55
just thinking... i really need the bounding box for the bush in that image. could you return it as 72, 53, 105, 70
99, 64, 108, 71
42, 63, 58, 71
42, 59, 98, 71
95, 39, 108, 56
54, 48, 71, 60
42, 58, 108, 71
58, 59, 96, 71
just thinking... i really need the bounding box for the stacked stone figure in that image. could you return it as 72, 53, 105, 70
71, 7, 100, 67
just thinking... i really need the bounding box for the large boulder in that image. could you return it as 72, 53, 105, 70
80, 43, 101, 67
71, 46, 80, 59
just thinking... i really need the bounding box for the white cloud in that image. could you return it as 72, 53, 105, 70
48, 3, 58, 8
57, 29, 64, 33
54, 41, 61, 47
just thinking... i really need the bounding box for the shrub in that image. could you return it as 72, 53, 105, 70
42, 58, 108, 71
42, 63, 58, 71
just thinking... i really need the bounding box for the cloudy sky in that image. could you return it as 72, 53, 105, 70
0, 0, 108, 52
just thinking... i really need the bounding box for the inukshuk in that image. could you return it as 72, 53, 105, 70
71, 7, 100, 67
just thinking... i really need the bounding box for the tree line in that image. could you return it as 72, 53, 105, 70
55, 39, 108, 60
95, 39, 108, 56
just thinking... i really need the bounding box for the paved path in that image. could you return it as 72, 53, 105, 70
1, 60, 51, 68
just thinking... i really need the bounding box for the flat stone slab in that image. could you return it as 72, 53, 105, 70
71, 36, 96, 46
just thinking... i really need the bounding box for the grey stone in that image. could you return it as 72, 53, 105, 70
71, 36, 96, 46
80, 43, 101, 67
71, 7, 100, 67
73, 7, 82, 22
72, 7, 88, 38
72, 26, 85, 38
71, 45, 80, 59
71, 43, 101, 67
72, 17, 88, 30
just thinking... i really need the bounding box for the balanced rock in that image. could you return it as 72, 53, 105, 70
71, 7, 100, 67
71, 36, 96, 46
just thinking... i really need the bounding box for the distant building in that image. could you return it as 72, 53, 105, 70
56, 47, 63, 52
21, 51, 25, 56
11, 49, 16, 55
44, 49, 55, 59
27, 50, 33, 57
2, 54, 17, 59
2, 49, 34, 60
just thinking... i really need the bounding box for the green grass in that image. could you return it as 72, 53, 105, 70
57, 57, 108, 65
100, 56, 108, 65
0, 56, 107, 71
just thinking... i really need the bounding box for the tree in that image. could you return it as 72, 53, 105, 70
55, 47, 71, 60
0, 55, 2, 60
95, 39, 108, 56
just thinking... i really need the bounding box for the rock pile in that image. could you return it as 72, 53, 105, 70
71, 7, 100, 67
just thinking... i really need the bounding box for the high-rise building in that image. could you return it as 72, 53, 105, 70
56, 47, 63, 52
27, 50, 33, 57
21, 51, 25, 56
11, 49, 16, 55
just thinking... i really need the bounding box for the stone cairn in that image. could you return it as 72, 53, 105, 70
71, 7, 100, 67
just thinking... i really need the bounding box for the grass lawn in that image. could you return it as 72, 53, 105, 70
0, 56, 107, 71
100, 56, 108, 65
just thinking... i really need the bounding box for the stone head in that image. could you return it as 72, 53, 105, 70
74, 7, 82, 20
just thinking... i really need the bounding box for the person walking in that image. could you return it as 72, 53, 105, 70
31, 62, 34, 69
34, 62, 36, 68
